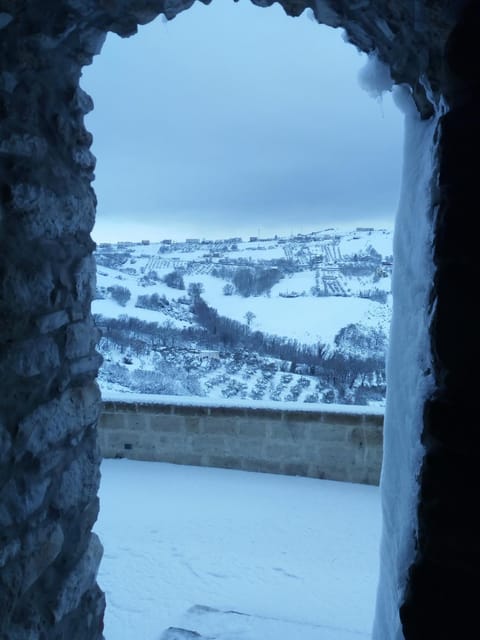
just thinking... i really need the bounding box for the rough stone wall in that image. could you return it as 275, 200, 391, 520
0, 2, 105, 637
99, 400, 383, 485
0, 1, 470, 639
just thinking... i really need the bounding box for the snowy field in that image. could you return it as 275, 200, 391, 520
93, 226, 393, 350
201, 285, 389, 347
96, 460, 381, 640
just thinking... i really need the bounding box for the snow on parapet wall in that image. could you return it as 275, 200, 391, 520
372, 89, 438, 639
101, 390, 385, 416
99, 392, 384, 485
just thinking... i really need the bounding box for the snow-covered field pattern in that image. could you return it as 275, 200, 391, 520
93, 227, 393, 406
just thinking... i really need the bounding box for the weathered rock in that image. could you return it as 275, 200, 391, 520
52, 448, 100, 513
17, 385, 101, 457
0, 476, 51, 529
52, 533, 104, 623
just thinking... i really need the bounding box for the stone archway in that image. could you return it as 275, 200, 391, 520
0, 2, 477, 638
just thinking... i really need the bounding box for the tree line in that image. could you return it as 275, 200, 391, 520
94, 295, 386, 397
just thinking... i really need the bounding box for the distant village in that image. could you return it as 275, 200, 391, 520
99, 227, 379, 248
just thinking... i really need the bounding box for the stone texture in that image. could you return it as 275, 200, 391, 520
0, 0, 105, 632
52, 533, 104, 623
99, 400, 383, 484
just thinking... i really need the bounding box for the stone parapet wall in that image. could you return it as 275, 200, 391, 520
99, 399, 384, 485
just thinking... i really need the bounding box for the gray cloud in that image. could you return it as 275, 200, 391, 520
82, 0, 404, 241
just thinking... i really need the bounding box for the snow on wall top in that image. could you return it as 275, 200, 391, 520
101, 390, 385, 416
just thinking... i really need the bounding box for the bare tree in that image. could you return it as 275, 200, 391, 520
244, 311, 256, 328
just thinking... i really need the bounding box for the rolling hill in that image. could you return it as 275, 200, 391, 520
93, 227, 393, 406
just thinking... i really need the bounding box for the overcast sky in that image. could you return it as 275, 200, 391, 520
81, 0, 404, 243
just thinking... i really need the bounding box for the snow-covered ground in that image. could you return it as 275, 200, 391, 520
201, 287, 388, 346
93, 227, 393, 350
93, 227, 392, 405
96, 459, 381, 640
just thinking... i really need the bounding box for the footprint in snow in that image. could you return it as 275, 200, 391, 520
273, 567, 301, 580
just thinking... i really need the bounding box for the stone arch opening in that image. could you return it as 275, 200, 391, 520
0, 2, 477, 639
86, 5, 401, 634
84, 1, 403, 245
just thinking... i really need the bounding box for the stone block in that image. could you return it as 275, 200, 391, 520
0, 133, 48, 159
18, 385, 100, 456
241, 458, 282, 475
65, 319, 97, 359
74, 255, 97, 304
0, 475, 51, 528
108, 400, 138, 414
0, 424, 12, 467
228, 437, 264, 458
282, 462, 310, 477
122, 411, 148, 432
209, 405, 244, 419
362, 414, 384, 428
96, 428, 108, 448
264, 442, 304, 462
105, 430, 146, 451
153, 433, 189, 454
0, 539, 20, 570
310, 444, 351, 473
303, 441, 332, 461
13, 336, 60, 377
244, 407, 278, 420
306, 464, 328, 480
136, 402, 173, 416
308, 424, 347, 443
149, 414, 187, 433
53, 533, 103, 623
207, 455, 241, 470
348, 425, 383, 447
269, 420, 307, 441
190, 436, 226, 456
0, 260, 55, 320
320, 412, 365, 426
281, 409, 322, 423
325, 442, 353, 463
365, 467, 381, 485
23, 523, 64, 592
174, 404, 210, 417
235, 419, 266, 438
367, 447, 383, 469
201, 416, 237, 436
183, 416, 202, 433
99, 412, 127, 430
302, 446, 320, 465
100, 443, 119, 459
122, 446, 158, 462
159, 453, 204, 467
52, 448, 100, 512
69, 353, 103, 378
36, 310, 69, 334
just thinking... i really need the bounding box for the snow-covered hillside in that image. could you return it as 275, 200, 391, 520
93, 227, 392, 406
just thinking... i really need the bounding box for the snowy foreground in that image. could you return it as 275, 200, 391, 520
96, 460, 381, 640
